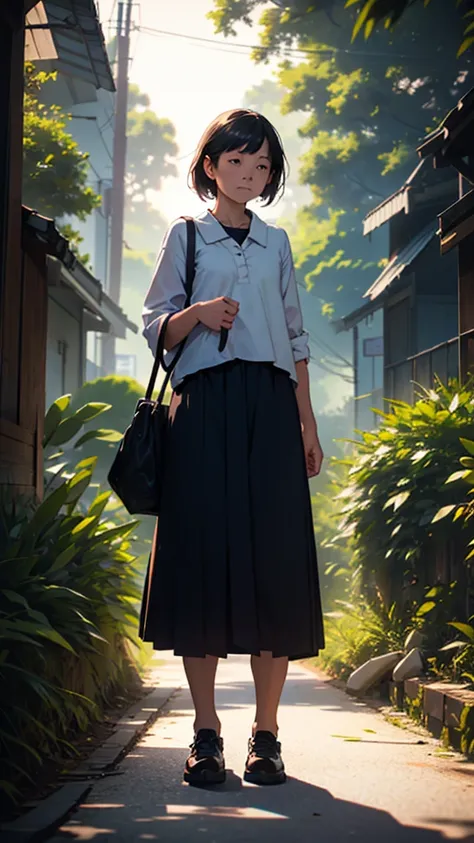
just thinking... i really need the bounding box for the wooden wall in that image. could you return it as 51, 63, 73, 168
459, 231, 474, 383
0, 5, 48, 500
0, 238, 48, 499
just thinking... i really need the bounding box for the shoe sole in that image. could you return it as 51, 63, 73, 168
244, 769, 287, 786
183, 768, 226, 785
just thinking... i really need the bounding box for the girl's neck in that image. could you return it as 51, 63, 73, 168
211, 195, 250, 229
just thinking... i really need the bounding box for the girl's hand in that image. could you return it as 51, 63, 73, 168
302, 425, 324, 478
197, 297, 239, 333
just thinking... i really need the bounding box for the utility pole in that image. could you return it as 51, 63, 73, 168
102, 0, 133, 375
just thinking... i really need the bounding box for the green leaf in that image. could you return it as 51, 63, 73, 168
461, 438, 474, 456
65, 469, 93, 504
90, 521, 140, 546
18, 483, 69, 552
73, 402, 112, 423
458, 35, 474, 56
74, 456, 98, 471
440, 641, 466, 652
49, 415, 87, 446
47, 544, 77, 573
416, 601, 436, 617
74, 428, 123, 447
43, 395, 71, 446
350, 0, 377, 41
449, 394, 459, 413
432, 505, 456, 523
2, 589, 30, 610
71, 515, 99, 538
384, 490, 411, 512
36, 627, 77, 653
447, 622, 474, 642
446, 470, 469, 484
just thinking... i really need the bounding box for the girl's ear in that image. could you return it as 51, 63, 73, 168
203, 155, 216, 182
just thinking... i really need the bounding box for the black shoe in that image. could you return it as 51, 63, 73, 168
184, 728, 226, 784
244, 730, 286, 785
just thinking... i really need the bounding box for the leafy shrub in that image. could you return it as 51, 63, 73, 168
0, 395, 146, 805
336, 381, 474, 609
311, 463, 355, 610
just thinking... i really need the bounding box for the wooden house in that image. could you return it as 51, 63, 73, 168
336, 160, 459, 421
0, 2, 134, 500
417, 87, 474, 385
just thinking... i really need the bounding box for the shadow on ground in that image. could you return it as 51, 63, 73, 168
52, 746, 474, 843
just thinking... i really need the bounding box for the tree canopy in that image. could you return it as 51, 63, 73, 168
23, 63, 100, 223
209, 1, 470, 317
348, 0, 474, 56
124, 83, 178, 253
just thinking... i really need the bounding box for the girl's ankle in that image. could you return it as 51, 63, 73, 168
252, 721, 278, 737
194, 719, 221, 736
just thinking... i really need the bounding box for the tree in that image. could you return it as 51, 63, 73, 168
124, 84, 178, 253
347, 0, 474, 56
22, 63, 100, 222
209, 1, 470, 318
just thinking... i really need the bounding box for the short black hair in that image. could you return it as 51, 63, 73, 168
189, 109, 287, 206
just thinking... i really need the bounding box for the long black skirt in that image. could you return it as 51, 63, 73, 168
139, 359, 325, 660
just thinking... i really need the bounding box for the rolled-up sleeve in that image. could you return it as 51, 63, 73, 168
280, 230, 310, 363
142, 219, 187, 356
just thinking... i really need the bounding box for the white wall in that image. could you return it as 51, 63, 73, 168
46, 293, 83, 411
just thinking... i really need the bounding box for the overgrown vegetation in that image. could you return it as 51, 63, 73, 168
0, 394, 148, 807
23, 63, 100, 224
313, 380, 474, 686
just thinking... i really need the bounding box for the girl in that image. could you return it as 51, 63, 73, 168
139, 109, 325, 787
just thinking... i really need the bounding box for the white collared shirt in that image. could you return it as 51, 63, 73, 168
142, 209, 310, 388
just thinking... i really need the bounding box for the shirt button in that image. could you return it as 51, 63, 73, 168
236, 252, 242, 256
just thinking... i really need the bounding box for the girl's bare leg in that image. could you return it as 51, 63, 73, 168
250, 651, 289, 736
183, 656, 220, 734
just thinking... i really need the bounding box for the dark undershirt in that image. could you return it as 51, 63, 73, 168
221, 225, 249, 246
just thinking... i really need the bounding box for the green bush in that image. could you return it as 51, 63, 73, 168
312, 382, 474, 684
336, 381, 474, 609
0, 395, 147, 806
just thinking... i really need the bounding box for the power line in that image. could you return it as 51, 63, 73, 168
94, 119, 114, 162
308, 329, 354, 370
135, 23, 446, 63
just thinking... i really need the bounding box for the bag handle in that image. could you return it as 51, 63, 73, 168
145, 217, 196, 403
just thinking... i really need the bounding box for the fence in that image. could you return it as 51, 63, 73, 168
385, 336, 459, 403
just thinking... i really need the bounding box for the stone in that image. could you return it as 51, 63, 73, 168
346, 651, 404, 696
404, 677, 422, 700
423, 685, 445, 721
392, 648, 424, 682
404, 628, 425, 652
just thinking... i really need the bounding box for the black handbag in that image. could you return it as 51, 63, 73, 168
107, 217, 196, 516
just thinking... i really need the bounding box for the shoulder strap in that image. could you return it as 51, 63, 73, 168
144, 217, 196, 402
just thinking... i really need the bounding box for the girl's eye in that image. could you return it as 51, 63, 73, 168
229, 158, 241, 165
257, 164, 269, 170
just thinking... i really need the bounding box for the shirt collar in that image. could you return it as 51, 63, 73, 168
195, 208, 268, 247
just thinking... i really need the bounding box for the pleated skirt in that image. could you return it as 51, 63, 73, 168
139, 359, 325, 660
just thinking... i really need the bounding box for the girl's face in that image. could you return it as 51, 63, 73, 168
203, 138, 274, 205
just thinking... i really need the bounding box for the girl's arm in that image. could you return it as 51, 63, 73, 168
295, 360, 324, 478
280, 230, 323, 477
164, 297, 239, 351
